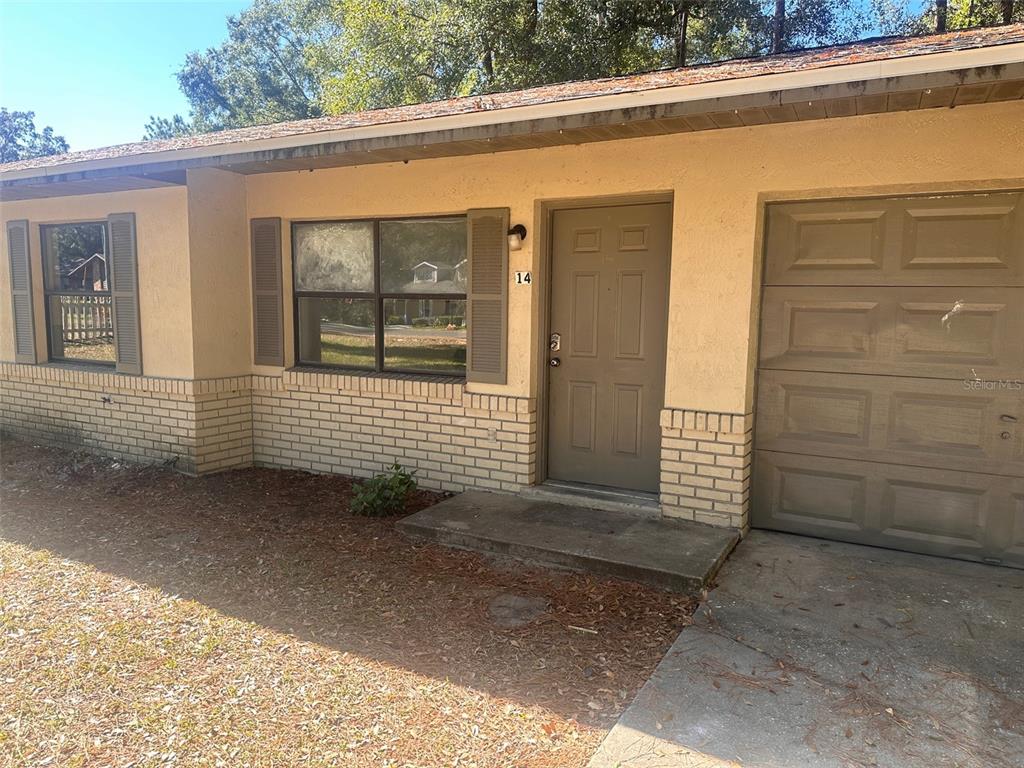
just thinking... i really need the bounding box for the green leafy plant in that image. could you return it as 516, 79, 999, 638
349, 462, 417, 517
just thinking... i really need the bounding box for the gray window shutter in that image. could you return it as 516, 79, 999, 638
107, 213, 143, 375
251, 217, 284, 366
466, 208, 509, 384
6, 219, 37, 364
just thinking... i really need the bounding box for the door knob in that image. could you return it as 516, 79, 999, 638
549, 358, 561, 367
1000, 414, 1018, 423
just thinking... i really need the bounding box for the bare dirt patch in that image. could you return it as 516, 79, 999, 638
0, 437, 693, 767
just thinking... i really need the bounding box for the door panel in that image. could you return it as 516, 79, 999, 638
764, 191, 1024, 286
755, 191, 1024, 568
760, 286, 1024, 380
754, 451, 1024, 566
756, 369, 1023, 477
548, 204, 670, 492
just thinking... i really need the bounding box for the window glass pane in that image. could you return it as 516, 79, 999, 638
294, 222, 374, 292
297, 297, 375, 368
43, 223, 108, 292
380, 219, 467, 294
383, 298, 466, 374
47, 294, 115, 363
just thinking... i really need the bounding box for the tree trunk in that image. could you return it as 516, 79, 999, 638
527, 0, 539, 36
1003, 1, 1015, 24
772, 0, 786, 54
676, 2, 691, 67
936, 0, 947, 33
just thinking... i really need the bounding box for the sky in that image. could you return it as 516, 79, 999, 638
1, 0, 932, 154
0, 0, 249, 151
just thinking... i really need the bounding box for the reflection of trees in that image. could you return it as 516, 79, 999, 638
294, 223, 373, 291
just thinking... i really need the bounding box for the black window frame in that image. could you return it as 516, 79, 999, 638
290, 214, 468, 377
40, 220, 116, 368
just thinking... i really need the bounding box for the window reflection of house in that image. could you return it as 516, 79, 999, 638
63, 253, 108, 291
392, 259, 467, 327
409, 260, 463, 291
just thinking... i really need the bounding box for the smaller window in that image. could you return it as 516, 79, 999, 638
41, 222, 115, 365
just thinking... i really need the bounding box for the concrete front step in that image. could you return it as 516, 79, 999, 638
398, 491, 739, 594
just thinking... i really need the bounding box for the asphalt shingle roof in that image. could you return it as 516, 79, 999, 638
3, 24, 1022, 175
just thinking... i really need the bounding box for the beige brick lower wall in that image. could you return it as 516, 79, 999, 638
659, 408, 753, 529
251, 369, 537, 492
0, 364, 253, 475
2, 364, 749, 530
0, 363, 201, 472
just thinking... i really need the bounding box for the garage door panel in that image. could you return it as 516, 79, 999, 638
895, 299, 1005, 368
760, 285, 1024, 379
753, 451, 1024, 566
765, 192, 1024, 286
900, 195, 1022, 274
754, 453, 870, 533
764, 200, 890, 284
1011, 495, 1024, 561
880, 477, 987, 550
757, 369, 1023, 477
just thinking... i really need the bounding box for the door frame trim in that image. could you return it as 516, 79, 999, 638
534, 190, 674, 487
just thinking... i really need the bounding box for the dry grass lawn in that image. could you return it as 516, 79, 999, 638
0, 437, 693, 767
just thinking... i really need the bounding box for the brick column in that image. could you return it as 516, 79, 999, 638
659, 408, 752, 529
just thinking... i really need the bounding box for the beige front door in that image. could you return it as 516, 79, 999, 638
755, 191, 1024, 568
547, 203, 671, 492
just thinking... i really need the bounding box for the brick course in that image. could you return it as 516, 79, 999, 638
2, 363, 747, 530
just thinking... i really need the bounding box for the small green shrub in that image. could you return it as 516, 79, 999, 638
350, 462, 417, 517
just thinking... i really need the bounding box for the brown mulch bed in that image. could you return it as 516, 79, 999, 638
0, 436, 694, 767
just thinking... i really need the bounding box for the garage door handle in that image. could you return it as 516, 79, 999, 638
1000, 414, 1018, 423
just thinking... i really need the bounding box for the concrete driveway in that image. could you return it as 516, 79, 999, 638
590, 532, 1024, 768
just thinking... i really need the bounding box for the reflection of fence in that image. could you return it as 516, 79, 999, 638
61, 295, 113, 342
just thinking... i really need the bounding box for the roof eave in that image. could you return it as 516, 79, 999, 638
2, 41, 1023, 192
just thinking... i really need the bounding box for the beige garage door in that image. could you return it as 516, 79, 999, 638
754, 191, 1024, 568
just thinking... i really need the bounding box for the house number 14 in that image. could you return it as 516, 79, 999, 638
514, 271, 533, 285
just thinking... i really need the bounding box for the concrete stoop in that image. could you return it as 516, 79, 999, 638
398, 491, 739, 593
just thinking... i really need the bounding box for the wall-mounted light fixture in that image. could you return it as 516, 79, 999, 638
508, 224, 527, 251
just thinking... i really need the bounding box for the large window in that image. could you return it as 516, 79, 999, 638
41, 222, 115, 365
293, 217, 467, 375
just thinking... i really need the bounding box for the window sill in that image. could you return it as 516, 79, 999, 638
42, 360, 118, 374
287, 365, 465, 385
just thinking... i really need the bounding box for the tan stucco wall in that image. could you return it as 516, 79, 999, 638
2, 101, 1022, 409
186, 168, 251, 379
0, 186, 193, 378
245, 100, 1024, 413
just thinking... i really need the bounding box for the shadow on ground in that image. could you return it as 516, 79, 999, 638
0, 437, 692, 728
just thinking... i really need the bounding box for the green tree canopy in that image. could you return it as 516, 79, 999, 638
0, 108, 70, 163
149, 0, 1020, 138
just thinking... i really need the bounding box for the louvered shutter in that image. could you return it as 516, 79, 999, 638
6, 219, 37, 364
250, 218, 283, 366
107, 213, 143, 375
466, 208, 509, 384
